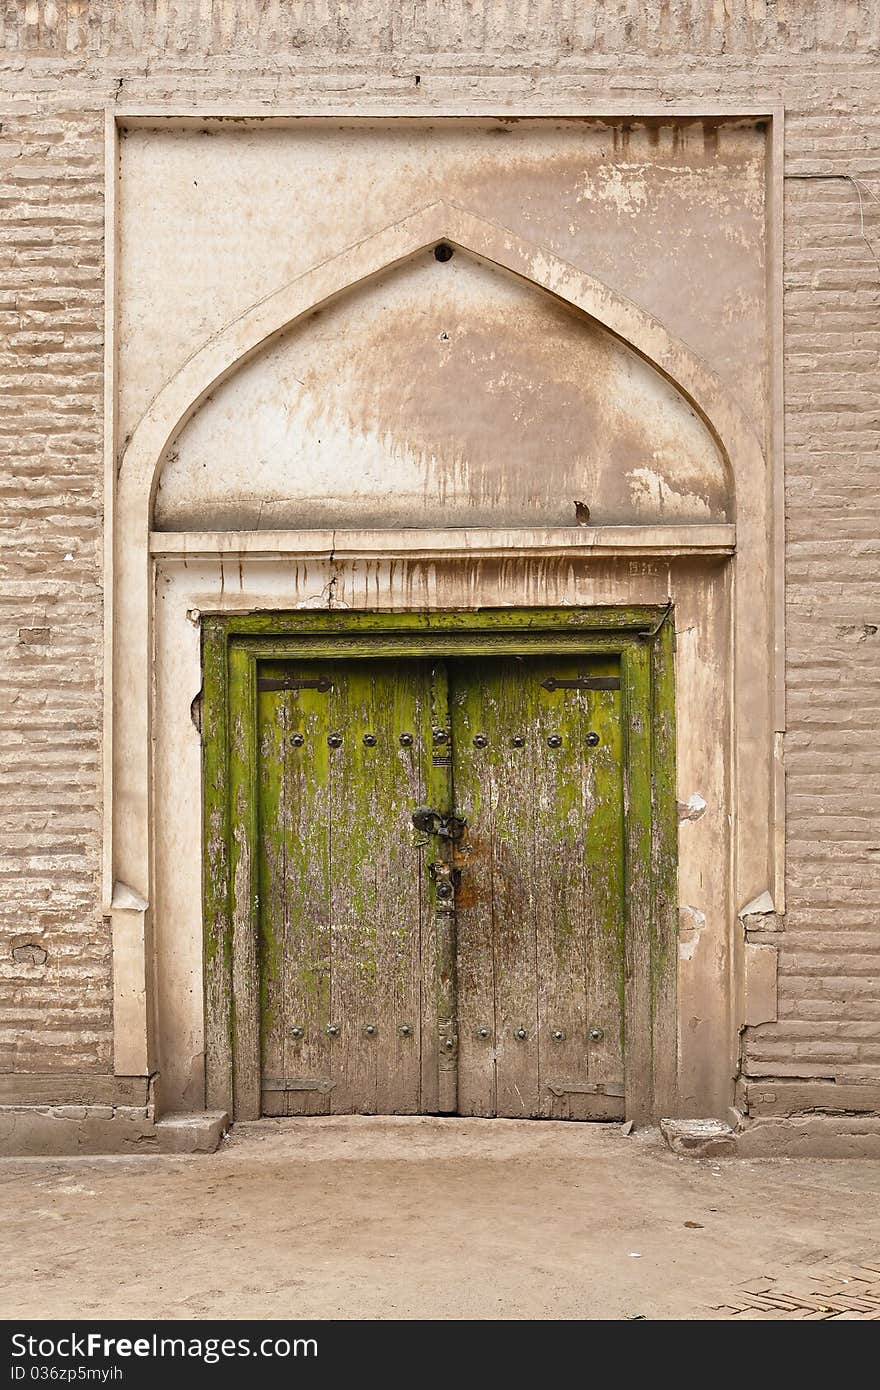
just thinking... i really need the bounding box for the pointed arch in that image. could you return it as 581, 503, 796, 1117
119, 199, 763, 515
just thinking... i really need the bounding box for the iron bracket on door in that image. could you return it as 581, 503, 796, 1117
427, 860, 462, 900
432, 861, 459, 1090
541, 675, 621, 691
411, 806, 468, 841
547, 1080, 625, 1099
256, 674, 332, 692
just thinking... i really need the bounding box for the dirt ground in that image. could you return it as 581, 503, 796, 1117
1, 1116, 879, 1321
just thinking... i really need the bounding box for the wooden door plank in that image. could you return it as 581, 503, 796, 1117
282, 672, 333, 1114
202, 620, 233, 1116
622, 642, 654, 1124
417, 666, 441, 1115
328, 665, 378, 1113
371, 663, 424, 1115
532, 657, 592, 1120
257, 679, 288, 1116
427, 661, 457, 1114
228, 644, 261, 1120
328, 662, 423, 1114
485, 661, 540, 1118
583, 667, 626, 1119
451, 663, 497, 1117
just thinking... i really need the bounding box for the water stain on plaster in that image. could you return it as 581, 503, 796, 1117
155, 252, 730, 532
121, 118, 768, 443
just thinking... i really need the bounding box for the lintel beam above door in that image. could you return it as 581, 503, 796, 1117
150, 523, 735, 561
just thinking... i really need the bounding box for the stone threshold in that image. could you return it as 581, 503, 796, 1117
662, 1113, 880, 1159
0, 1106, 228, 1157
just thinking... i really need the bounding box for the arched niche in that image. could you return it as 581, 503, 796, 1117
110, 200, 777, 1129
154, 248, 731, 533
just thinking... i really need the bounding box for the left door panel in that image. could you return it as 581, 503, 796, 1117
256, 659, 435, 1115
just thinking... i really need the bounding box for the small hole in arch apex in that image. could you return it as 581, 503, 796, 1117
434, 243, 454, 262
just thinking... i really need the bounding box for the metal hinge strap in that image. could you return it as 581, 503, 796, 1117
261, 1078, 336, 1094
257, 676, 332, 692
547, 1080, 625, 1098
541, 676, 620, 691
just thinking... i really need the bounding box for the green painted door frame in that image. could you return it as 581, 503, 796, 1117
201, 607, 677, 1124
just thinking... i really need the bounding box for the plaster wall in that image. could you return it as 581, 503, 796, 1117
118, 118, 767, 444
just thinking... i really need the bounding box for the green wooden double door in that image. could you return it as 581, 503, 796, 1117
257, 654, 626, 1121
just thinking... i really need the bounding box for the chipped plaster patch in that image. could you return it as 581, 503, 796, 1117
739, 890, 782, 937
583, 166, 649, 214
739, 891, 775, 919
678, 793, 707, 822
679, 905, 707, 961
11, 943, 47, 966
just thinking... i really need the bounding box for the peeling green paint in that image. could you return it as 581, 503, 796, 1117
450, 654, 626, 1117
201, 607, 677, 1123
221, 607, 662, 639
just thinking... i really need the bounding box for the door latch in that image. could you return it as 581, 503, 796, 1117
428, 860, 462, 900
411, 806, 467, 841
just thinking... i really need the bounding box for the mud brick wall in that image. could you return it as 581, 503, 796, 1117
1, 1, 878, 1094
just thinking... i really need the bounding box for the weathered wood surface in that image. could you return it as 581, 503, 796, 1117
257, 659, 427, 1114
258, 663, 332, 1115
579, 668, 627, 1120
417, 666, 442, 1114
255, 652, 628, 1120
451, 656, 625, 1119
225, 607, 663, 637
450, 663, 497, 1118
202, 618, 233, 1115
621, 642, 654, 1125
229, 644, 261, 1120
207, 611, 675, 1125
427, 662, 457, 1113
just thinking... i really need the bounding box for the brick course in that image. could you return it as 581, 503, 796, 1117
0, 100, 107, 1077
0, 1, 878, 1097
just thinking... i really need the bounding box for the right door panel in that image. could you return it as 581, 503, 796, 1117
451, 655, 626, 1120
